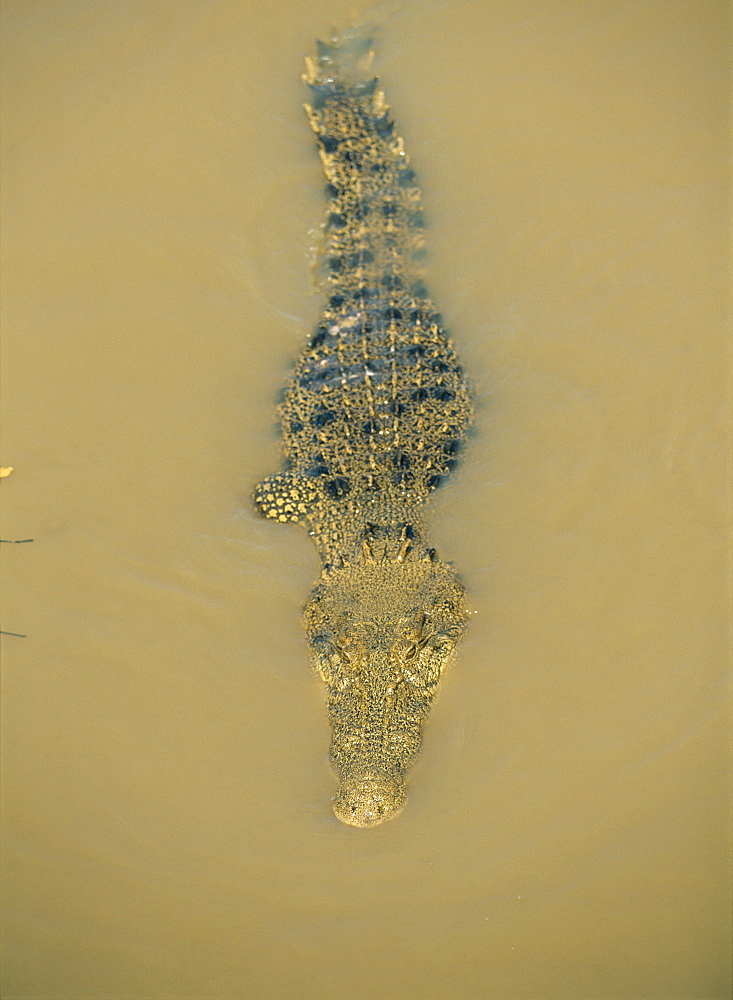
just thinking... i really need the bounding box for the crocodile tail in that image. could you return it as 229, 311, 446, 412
302, 17, 408, 154
303, 24, 377, 94
302, 24, 426, 295
302, 27, 391, 128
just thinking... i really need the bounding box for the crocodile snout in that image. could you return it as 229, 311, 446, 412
333, 772, 407, 827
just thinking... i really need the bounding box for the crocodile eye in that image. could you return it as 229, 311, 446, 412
394, 640, 418, 660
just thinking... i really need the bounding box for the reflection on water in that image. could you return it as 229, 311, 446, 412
1, 1, 730, 998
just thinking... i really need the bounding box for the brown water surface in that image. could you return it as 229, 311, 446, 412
1, 2, 730, 998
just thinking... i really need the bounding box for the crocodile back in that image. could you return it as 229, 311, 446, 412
278, 29, 472, 506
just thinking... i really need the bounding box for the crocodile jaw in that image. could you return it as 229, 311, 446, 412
324, 659, 425, 828
305, 560, 467, 827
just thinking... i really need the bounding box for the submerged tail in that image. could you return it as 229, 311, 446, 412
301, 25, 427, 294
303, 24, 377, 92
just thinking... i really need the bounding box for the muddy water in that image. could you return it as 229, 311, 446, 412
1, 1, 730, 998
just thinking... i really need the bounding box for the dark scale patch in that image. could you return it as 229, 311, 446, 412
306, 463, 330, 478
343, 149, 360, 165
350, 249, 374, 266
327, 212, 346, 229
391, 451, 410, 469
311, 408, 336, 428
407, 344, 426, 358
326, 183, 339, 199
310, 325, 329, 349
299, 361, 340, 388
398, 168, 417, 187
381, 273, 402, 289
324, 477, 350, 499
327, 257, 342, 273
382, 202, 397, 218
408, 211, 425, 228
364, 522, 389, 540
290, 419, 303, 434
329, 294, 346, 309
411, 281, 428, 298
384, 307, 402, 321
318, 134, 340, 153
356, 286, 371, 301
374, 115, 394, 139
411, 388, 429, 402
443, 440, 461, 456
426, 474, 444, 489
389, 401, 405, 416
432, 388, 455, 402
431, 359, 451, 373
362, 419, 379, 434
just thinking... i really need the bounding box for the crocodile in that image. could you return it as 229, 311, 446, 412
254, 26, 473, 827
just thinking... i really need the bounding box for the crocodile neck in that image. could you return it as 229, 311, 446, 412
305, 490, 430, 568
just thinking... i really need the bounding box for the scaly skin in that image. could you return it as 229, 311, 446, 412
254, 27, 472, 826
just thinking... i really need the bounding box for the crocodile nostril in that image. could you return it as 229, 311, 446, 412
333, 774, 407, 827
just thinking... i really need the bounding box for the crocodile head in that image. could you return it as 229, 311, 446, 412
304, 557, 467, 827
